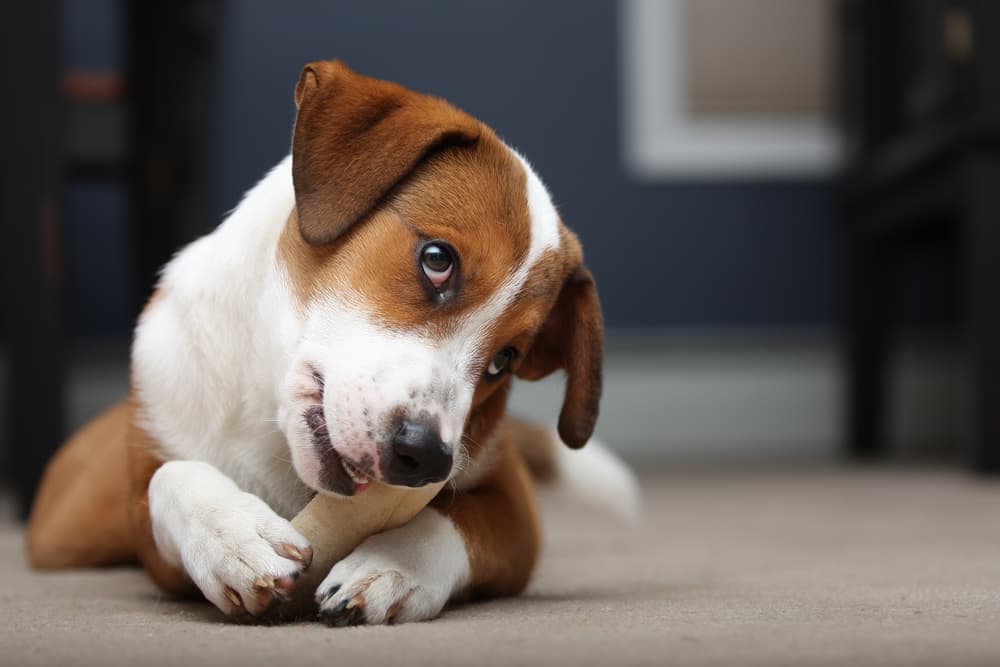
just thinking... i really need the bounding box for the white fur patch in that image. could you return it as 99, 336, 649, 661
512, 149, 561, 263
549, 433, 642, 524
132, 156, 312, 518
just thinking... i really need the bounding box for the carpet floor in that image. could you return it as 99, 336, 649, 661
2, 468, 999, 667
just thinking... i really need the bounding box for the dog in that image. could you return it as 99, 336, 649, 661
26, 60, 638, 625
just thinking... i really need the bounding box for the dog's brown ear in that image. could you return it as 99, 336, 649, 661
517, 266, 604, 449
292, 60, 481, 245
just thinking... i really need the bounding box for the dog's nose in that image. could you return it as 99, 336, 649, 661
385, 418, 452, 487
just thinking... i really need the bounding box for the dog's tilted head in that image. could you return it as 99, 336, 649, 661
277, 60, 603, 497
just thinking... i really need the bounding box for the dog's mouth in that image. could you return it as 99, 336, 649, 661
302, 375, 373, 496
341, 458, 371, 487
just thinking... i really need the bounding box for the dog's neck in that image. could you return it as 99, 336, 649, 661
133, 156, 312, 516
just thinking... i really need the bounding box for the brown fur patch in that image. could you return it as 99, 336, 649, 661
26, 401, 136, 568
292, 59, 480, 246
279, 134, 535, 335
25, 397, 197, 596
432, 437, 540, 598
516, 250, 604, 448
277, 208, 326, 312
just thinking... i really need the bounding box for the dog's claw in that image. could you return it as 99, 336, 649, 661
321, 595, 367, 627
281, 543, 313, 568
315, 584, 341, 606
224, 586, 244, 611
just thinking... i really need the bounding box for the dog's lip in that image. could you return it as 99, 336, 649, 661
303, 401, 373, 495
303, 371, 375, 494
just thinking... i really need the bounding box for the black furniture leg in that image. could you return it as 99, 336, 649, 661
962, 154, 1000, 473
126, 0, 221, 317
844, 220, 891, 459
0, 1, 66, 516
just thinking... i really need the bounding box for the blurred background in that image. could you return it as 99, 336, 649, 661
1, 0, 997, 517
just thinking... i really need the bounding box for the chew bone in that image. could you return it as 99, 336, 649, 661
277, 480, 445, 618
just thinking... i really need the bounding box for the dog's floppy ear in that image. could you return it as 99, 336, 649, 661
292, 60, 481, 245
517, 264, 604, 449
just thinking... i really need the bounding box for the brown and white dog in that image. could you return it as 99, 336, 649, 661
26, 60, 638, 625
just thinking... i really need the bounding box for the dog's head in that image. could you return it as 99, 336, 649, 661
277, 61, 602, 496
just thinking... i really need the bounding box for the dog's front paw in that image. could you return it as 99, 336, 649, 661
149, 462, 313, 619
314, 509, 469, 625
181, 491, 314, 619
317, 565, 432, 626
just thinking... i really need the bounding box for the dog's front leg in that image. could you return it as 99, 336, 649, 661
147, 460, 314, 618
315, 439, 539, 625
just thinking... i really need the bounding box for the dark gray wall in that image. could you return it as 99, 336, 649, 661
209, 0, 838, 329
62, 0, 956, 335
64, 0, 121, 69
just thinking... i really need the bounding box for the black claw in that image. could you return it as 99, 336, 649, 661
315, 584, 341, 605
319, 596, 367, 627
330, 597, 351, 616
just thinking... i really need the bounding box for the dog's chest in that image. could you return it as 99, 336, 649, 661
210, 428, 314, 518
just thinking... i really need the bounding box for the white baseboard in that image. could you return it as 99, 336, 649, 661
508, 335, 964, 464
0, 336, 966, 467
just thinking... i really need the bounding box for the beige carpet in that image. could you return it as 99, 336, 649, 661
3, 468, 1000, 667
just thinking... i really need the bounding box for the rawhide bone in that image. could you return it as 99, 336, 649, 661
275, 480, 445, 618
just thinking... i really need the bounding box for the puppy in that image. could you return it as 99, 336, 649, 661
27, 60, 635, 625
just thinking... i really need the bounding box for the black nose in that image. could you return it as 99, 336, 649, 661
385, 419, 452, 487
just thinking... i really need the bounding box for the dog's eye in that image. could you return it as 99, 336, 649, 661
421, 243, 453, 288
486, 347, 517, 378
